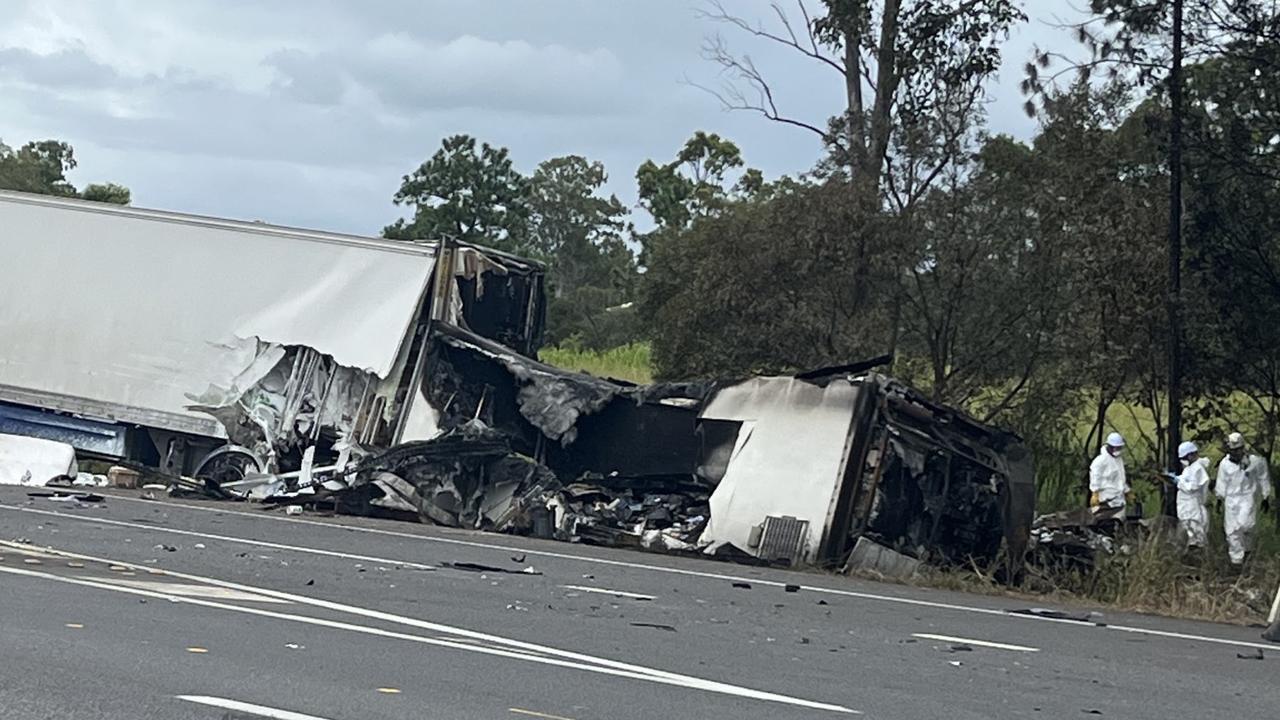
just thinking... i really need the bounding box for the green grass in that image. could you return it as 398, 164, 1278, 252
540, 342, 654, 384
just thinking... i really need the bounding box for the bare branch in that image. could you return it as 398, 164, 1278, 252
771, 2, 803, 49
796, 0, 823, 58
693, 37, 829, 138
682, 71, 827, 139
698, 0, 847, 75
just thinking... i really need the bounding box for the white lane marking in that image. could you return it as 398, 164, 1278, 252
96, 578, 291, 603
509, 708, 576, 720
912, 633, 1039, 653
2, 539, 752, 691
0, 562, 856, 714
0, 503, 437, 572
178, 695, 334, 720
561, 584, 656, 600
4, 502, 1275, 654
1, 538, 729, 687
1106, 623, 1274, 649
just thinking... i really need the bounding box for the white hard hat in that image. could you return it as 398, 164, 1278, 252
1106, 432, 1125, 448
1178, 440, 1199, 458
1227, 432, 1245, 449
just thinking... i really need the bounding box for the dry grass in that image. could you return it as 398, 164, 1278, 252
1040, 525, 1280, 623
910, 524, 1280, 625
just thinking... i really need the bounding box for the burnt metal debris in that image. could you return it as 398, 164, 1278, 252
184, 314, 1034, 577
1029, 505, 1181, 570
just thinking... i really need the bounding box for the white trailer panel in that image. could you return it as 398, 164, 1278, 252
0, 191, 436, 438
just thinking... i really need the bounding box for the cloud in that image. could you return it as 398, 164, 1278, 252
266, 33, 626, 116
0, 46, 123, 90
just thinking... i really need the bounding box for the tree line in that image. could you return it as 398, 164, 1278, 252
0, 139, 130, 205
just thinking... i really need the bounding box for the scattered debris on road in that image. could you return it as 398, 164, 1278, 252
844, 536, 921, 579
446, 561, 542, 576
1009, 608, 1099, 623
27, 490, 104, 504
630, 622, 677, 632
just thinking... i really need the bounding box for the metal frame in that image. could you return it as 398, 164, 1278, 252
0, 383, 225, 438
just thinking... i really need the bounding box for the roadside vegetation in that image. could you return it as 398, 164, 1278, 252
541, 341, 653, 385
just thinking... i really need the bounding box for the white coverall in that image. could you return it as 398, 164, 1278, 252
1174, 458, 1210, 547
1216, 454, 1272, 564
1089, 447, 1128, 510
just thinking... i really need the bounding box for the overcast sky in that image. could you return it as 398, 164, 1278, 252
0, 0, 1078, 235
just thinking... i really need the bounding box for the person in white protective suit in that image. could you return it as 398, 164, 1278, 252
1089, 432, 1129, 512
1164, 441, 1210, 548
1216, 432, 1272, 565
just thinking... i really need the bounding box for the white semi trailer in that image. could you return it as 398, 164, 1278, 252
0, 190, 544, 479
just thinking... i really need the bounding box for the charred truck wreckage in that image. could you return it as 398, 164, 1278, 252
0, 191, 1035, 576
185, 290, 1036, 576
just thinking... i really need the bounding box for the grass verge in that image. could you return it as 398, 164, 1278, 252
539, 342, 653, 384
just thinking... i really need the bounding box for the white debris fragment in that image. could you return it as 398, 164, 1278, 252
73, 472, 108, 487
0, 434, 78, 486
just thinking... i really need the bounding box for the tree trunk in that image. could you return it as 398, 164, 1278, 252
1165, 0, 1184, 519
844, 34, 867, 172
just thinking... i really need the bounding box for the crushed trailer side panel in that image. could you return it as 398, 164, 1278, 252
696, 376, 862, 564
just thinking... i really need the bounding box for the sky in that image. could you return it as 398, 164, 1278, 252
0, 0, 1079, 235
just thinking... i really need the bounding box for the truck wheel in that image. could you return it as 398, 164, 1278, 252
193, 445, 264, 486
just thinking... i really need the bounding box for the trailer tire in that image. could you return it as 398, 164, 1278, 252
193, 445, 265, 486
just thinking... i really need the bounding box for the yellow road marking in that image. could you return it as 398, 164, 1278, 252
376, 688, 401, 694
65, 623, 83, 629
186, 647, 208, 654
510, 708, 576, 720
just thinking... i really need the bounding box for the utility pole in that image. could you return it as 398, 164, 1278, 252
1165, 0, 1184, 518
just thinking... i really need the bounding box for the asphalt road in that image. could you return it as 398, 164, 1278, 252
1, 486, 1277, 720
